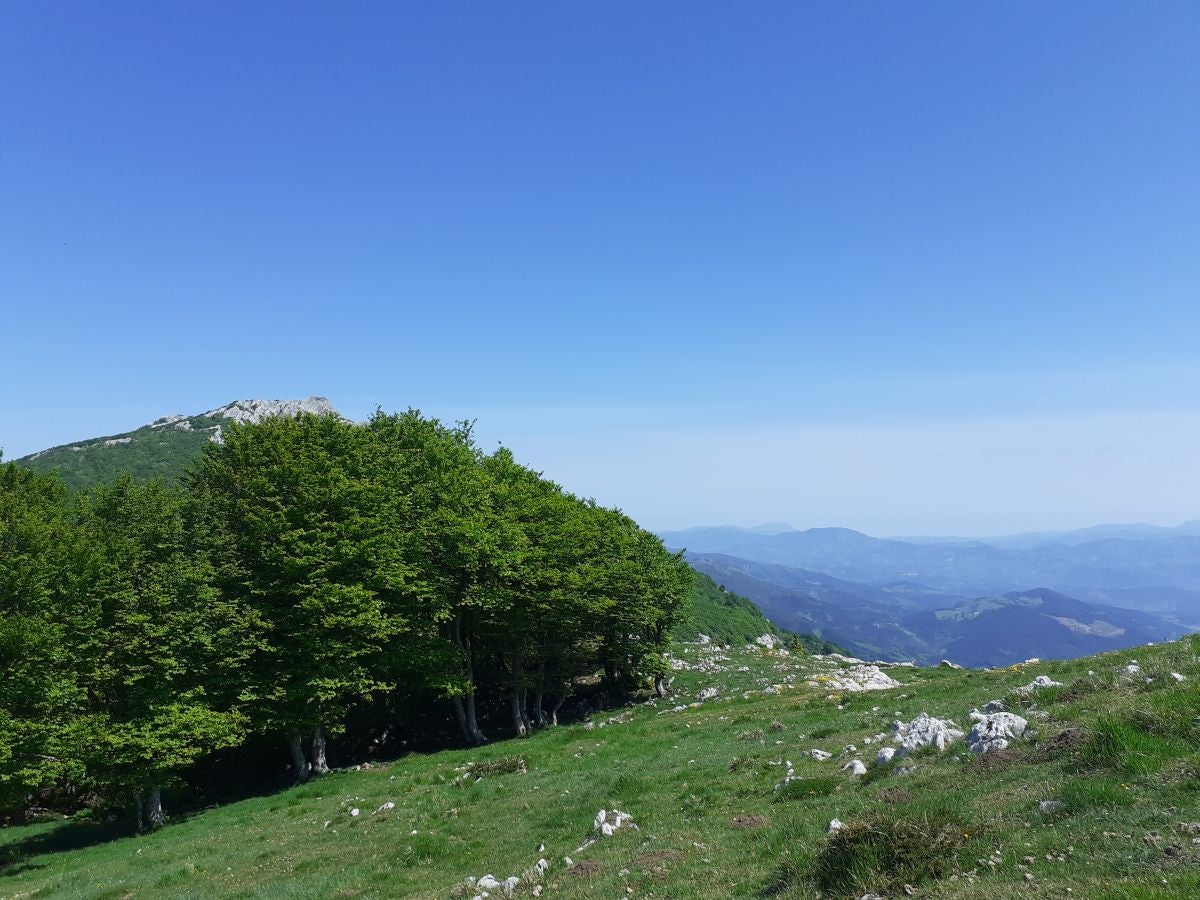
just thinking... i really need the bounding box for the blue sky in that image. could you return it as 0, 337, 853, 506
2, 3, 1198, 534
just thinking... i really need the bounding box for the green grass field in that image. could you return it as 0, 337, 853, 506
5, 637, 1200, 898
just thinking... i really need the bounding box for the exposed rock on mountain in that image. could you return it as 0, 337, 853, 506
15, 397, 339, 490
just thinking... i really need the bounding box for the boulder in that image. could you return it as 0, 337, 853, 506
808, 665, 901, 692
966, 711, 1031, 754
891, 712, 965, 755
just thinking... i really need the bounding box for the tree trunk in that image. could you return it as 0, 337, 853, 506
452, 695, 472, 744
145, 785, 164, 828
511, 654, 530, 736
519, 687, 533, 732
511, 691, 527, 737
533, 691, 546, 727
289, 733, 310, 782
550, 694, 565, 726
133, 791, 144, 832
655, 674, 669, 698
452, 612, 488, 744
464, 692, 487, 744
311, 726, 331, 775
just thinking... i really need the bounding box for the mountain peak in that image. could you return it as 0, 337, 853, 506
201, 396, 337, 425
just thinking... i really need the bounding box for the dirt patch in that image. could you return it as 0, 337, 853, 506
877, 787, 914, 804
732, 814, 771, 829
1038, 727, 1090, 760
970, 748, 1021, 769
568, 861, 604, 877
634, 850, 685, 867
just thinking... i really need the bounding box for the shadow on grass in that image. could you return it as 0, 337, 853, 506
0, 817, 133, 877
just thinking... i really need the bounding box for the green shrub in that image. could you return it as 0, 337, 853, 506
811, 812, 966, 894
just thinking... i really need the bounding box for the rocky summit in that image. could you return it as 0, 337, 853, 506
14, 397, 340, 490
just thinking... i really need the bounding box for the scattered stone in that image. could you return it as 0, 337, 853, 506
891, 712, 965, 755
594, 808, 637, 837
1013, 675, 1063, 696
1171, 672, 1186, 683
842, 759, 867, 777
876, 746, 896, 765
939, 660, 963, 669
808, 749, 832, 761
1039, 800, 1065, 814
966, 711, 1031, 754
983, 699, 1006, 713
827, 818, 846, 832
697, 687, 718, 702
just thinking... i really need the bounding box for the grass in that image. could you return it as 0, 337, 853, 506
4, 637, 1200, 897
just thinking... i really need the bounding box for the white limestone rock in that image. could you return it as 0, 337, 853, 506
891, 712, 965, 755
697, 687, 718, 702
808, 665, 901, 692
593, 808, 637, 836
842, 759, 867, 776
966, 711, 1031, 754
808, 749, 832, 761
876, 746, 896, 765
1013, 674, 1063, 696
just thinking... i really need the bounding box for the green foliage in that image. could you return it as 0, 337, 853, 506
3, 408, 698, 821
676, 572, 841, 652
16, 422, 218, 492
810, 812, 966, 894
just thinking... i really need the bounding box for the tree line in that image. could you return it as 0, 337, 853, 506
0, 410, 691, 827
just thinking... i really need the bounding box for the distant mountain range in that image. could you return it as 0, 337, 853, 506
686, 552, 1186, 666
659, 523, 1200, 623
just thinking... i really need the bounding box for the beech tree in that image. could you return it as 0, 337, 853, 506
61, 476, 248, 826
191, 413, 416, 779
365, 411, 523, 746
0, 463, 80, 807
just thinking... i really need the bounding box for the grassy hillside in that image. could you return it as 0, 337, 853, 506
5, 638, 1200, 897
678, 572, 842, 654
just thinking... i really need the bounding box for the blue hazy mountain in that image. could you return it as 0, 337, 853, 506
686, 553, 1185, 666
660, 525, 1200, 616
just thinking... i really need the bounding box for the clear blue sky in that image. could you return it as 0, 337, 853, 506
2, 3, 1198, 535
